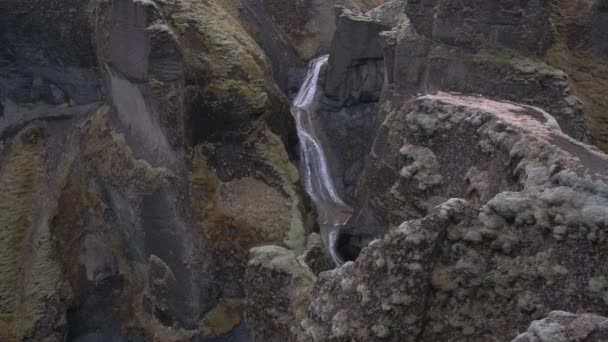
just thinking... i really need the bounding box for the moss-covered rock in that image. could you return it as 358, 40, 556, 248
0, 123, 66, 342
190, 125, 311, 261
168, 0, 292, 144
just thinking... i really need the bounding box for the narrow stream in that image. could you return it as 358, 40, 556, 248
292, 55, 353, 265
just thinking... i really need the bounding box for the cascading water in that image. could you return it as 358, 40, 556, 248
292, 55, 353, 265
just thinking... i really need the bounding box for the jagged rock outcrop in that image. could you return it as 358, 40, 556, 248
513, 311, 608, 342
315, 2, 406, 203
384, 31, 590, 142
245, 93, 608, 342
239, 0, 306, 96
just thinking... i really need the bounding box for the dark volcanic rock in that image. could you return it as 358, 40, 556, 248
239, 0, 306, 96
593, 0, 608, 59
324, 8, 390, 107
405, 0, 554, 56
318, 103, 381, 201
0, 0, 102, 141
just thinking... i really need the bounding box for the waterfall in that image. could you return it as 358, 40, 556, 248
292, 55, 352, 265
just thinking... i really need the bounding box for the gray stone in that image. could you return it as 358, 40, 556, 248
324, 8, 390, 107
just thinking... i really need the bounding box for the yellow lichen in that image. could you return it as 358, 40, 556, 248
431, 263, 458, 292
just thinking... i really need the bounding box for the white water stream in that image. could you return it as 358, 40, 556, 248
292, 55, 353, 265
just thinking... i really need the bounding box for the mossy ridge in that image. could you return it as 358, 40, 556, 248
0, 123, 64, 341
472, 47, 555, 74
50, 108, 174, 340
254, 128, 311, 254
547, 0, 608, 152
172, 0, 284, 128
172, 0, 271, 86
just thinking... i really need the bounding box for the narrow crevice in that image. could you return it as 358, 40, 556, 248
415, 224, 449, 342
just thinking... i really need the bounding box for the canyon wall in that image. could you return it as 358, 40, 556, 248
1, 0, 607, 341
0, 0, 318, 340
245, 1, 608, 341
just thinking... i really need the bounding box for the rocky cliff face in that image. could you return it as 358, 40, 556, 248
2, 0, 608, 341
244, 1, 608, 342
0, 0, 314, 340
246, 93, 608, 342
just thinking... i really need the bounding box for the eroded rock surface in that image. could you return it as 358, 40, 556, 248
245, 94, 608, 342
405, 0, 554, 56
3, 0, 608, 341
513, 311, 608, 342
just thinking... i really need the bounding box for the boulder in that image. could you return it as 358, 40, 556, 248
513, 311, 608, 342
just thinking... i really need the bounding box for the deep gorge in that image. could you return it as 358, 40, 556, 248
1, 1, 608, 341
